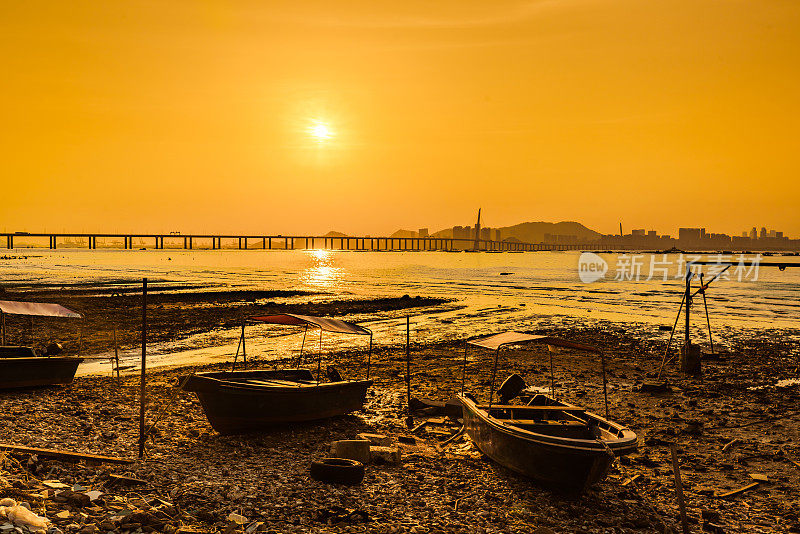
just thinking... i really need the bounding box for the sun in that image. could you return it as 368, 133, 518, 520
308, 120, 333, 142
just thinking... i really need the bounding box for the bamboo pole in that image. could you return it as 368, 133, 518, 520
138, 278, 147, 459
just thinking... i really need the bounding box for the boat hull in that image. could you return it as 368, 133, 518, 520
183, 369, 372, 434
0, 356, 84, 389
459, 395, 637, 492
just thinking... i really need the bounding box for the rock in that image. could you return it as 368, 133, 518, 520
226, 513, 247, 525
356, 433, 392, 446
370, 446, 401, 465
749, 473, 769, 483
701, 509, 721, 523
0, 499, 15, 508
55, 491, 90, 508
330, 440, 371, 464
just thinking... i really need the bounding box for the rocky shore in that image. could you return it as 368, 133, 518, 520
2, 322, 800, 533
0, 284, 449, 355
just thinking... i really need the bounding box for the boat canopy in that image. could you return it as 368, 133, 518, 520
250, 313, 371, 336
0, 300, 83, 319
468, 331, 600, 353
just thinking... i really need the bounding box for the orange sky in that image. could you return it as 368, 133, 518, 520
2, 1, 799, 237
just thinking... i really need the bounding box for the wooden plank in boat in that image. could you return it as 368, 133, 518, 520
503, 419, 586, 427
481, 404, 586, 412
238, 379, 309, 387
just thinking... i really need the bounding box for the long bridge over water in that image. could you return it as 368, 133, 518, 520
1, 232, 591, 252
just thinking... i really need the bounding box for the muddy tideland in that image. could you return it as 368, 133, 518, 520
1, 287, 800, 533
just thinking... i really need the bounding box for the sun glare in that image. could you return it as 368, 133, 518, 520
308, 120, 333, 142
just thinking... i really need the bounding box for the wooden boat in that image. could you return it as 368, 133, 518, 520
182, 314, 374, 434
0, 346, 84, 389
182, 369, 371, 434
0, 300, 85, 389
459, 331, 638, 492
459, 393, 637, 492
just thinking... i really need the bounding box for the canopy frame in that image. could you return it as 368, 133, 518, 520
241, 313, 374, 382
0, 300, 84, 354
462, 331, 609, 418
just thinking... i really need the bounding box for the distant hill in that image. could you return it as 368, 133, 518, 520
432, 221, 601, 243
498, 221, 601, 243
390, 229, 418, 238
324, 230, 349, 237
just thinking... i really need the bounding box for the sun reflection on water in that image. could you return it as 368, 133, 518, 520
300, 249, 344, 290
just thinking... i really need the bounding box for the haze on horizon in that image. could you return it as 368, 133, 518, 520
2, 1, 799, 237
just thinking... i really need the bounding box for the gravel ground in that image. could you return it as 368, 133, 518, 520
2, 323, 800, 533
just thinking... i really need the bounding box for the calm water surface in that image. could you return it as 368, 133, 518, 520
1, 249, 798, 374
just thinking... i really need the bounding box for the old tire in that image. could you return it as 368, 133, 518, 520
310, 458, 365, 486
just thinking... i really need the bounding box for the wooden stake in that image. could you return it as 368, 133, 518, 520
139, 278, 147, 459
670, 442, 690, 534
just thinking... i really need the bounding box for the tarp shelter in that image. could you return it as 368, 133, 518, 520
241, 313, 373, 380
0, 300, 83, 348
467, 332, 600, 353
463, 330, 609, 416
250, 314, 371, 335
0, 300, 83, 319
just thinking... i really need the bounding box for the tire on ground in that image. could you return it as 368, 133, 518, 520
310, 458, 365, 485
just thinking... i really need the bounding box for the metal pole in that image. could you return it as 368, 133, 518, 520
113, 326, 120, 381
241, 322, 246, 369
461, 343, 468, 395
298, 325, 308, 367
657, 288, 687, 380
700, 274, 714, 355
684, 271, 691, 349
139, 278, 147, 459
600, 351, 609, 419
367, 334, 372, 380
406, 317, 413, 428
1, 311, 5, 345
488, 348, 500, 409
316, 329, 322, 384
548, 345, 555, 398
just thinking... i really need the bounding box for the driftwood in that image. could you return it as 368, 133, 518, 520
716, 482, 760, 499
621, 474, 641, 487
0, 443, 134, 465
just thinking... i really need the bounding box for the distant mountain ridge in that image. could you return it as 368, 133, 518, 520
497, 221, 601, 243
431, 220, 601, 242
324, 221, 602, 243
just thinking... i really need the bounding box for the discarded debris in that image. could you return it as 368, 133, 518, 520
0, 444, 133, 465
716, 482, 760, 499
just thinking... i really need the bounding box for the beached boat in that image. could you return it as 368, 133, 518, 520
457, 331, 638, 492
0, 300, 85, 389
182, 314, 373, 434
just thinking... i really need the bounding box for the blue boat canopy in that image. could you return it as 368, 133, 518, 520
468, 331, 600, 353
250, 313, 371, 336
0, 300, 83, 319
